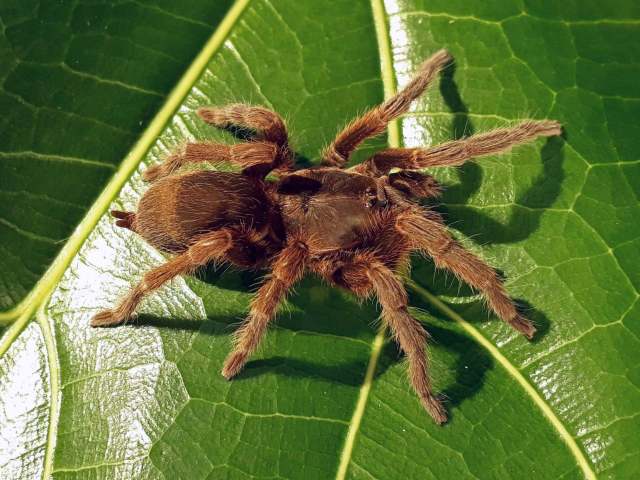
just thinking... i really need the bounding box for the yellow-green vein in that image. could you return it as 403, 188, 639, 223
370, 0, 400, 148
38, 309, 60, 480
407, 280, 597, 480
336, 330, 385, 480
0, 0, 252, 356
335, 1, 396, 478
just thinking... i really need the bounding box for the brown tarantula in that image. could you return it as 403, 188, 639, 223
92, 49, 561, 424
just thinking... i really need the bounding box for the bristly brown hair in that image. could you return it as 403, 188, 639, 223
92, 49, 561, 424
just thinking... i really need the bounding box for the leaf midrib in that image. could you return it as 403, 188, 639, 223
335, 1, 396, 478
334, 1, 597, 479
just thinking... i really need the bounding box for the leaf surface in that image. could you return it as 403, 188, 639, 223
1, 0, 639, 479
0, 0, 235, 311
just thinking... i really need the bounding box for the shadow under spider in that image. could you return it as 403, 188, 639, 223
436, 61, 566, 244
238, 322, 493, 419
136, 272, 494, 414
377, 324, 493, 418
408, 62, 564, 340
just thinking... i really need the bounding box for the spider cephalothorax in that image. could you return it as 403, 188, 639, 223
93, 49, 561, 424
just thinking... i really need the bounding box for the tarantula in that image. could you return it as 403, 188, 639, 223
92, 49, 561, 424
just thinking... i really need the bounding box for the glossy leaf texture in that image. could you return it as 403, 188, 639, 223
1, 0, 639, 479
0, 0, 234, 310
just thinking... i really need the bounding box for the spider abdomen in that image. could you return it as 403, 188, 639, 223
134, 171, 271, 253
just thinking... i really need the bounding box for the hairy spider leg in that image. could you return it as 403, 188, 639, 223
222, 240, 308, 379
355, 120, 562, 176
331, 257, 447, 424
199, 104, 293, 171
397, 209, 536, 338
144, 104, 293, 182
322, 49, 451, 167
91, 229, 234, 326
143, 141, 279, 182
198, 104, 289, 147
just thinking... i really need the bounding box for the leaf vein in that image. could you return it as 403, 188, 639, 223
191, 396, 349, 425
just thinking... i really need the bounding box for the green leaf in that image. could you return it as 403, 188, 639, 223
1, 0, 639, 479
0, 0, 236, 311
